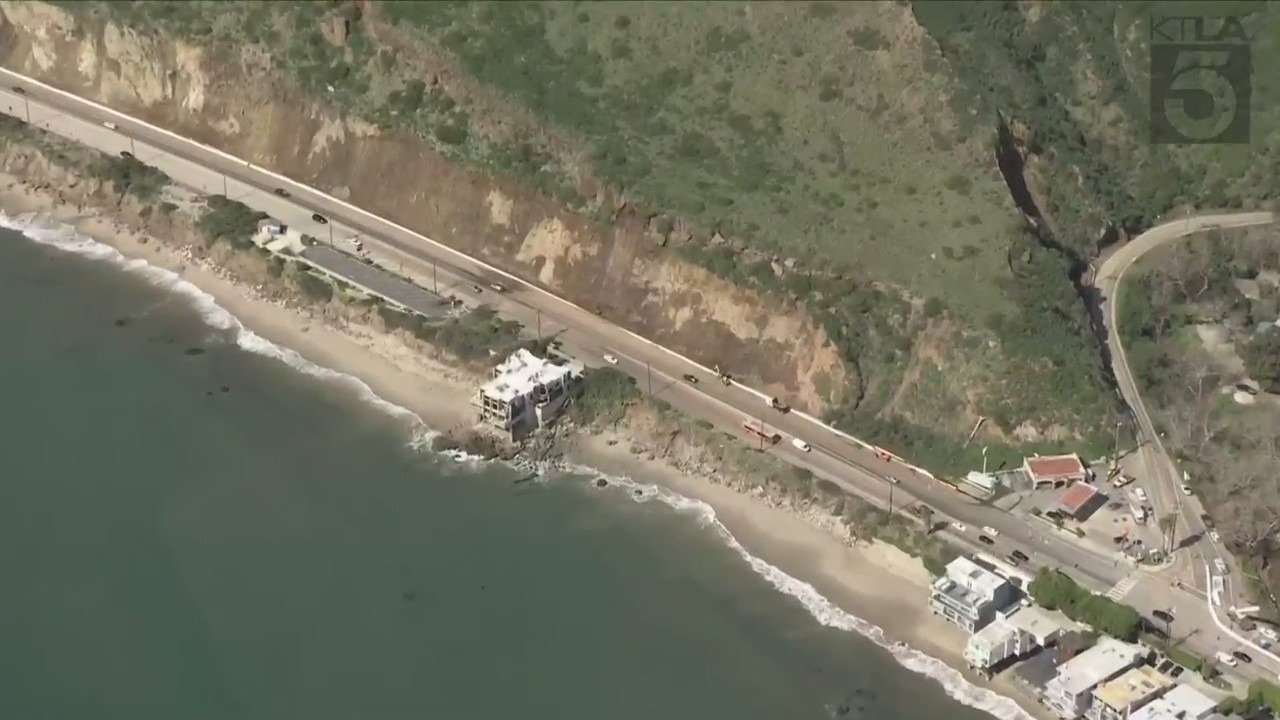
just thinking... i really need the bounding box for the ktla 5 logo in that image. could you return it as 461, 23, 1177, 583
1149, 15, 1252, 145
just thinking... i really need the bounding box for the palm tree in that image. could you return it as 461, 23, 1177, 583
1159, 513, 1179, 554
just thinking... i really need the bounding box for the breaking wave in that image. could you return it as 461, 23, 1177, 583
3, 211, 1029, 720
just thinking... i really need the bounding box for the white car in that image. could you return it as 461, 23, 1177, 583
791, 437, 811, 453
602, 354, 619, 365
1133, 488, 1147, 502
1216, 651, 1239, 668
1181, 484, 1193, 496
951, 522, 967, 533
102, 121, 117, 130
1210, 530, 1221, 543
982, 526, 999, 537
1214, 558, 1228, 575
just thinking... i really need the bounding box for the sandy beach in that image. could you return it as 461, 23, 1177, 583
0, 167, 1049, 719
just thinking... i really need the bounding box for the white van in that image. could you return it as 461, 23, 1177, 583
791, 437, 811, 453
1216, 650, 1239, 668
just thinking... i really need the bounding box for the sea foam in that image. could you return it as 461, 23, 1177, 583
3, 212, 1031, 720
0, 211, 430, 433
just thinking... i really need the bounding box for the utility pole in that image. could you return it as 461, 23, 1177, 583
328, 223, 334, 247
222, 174, 228, 197
129, 136, 136, 156
888, 480, 895, 515
535, 310, 542, 341
432, 261, 438, 294
646, 362, 652, 397
21, 96, 30, 123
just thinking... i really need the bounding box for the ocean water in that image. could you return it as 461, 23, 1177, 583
0, 218, 1018, 720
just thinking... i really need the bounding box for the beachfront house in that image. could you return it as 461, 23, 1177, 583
1128, 684, 1219, 720
965, 618, 1033, 672
1042, 638, 1147, 719
929, 557, 1017, 633
1087, 666, 1173, 720
965, 604, 1077, 673
474, 349, 581, 439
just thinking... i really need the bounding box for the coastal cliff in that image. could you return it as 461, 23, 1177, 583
0, 0, 848, 417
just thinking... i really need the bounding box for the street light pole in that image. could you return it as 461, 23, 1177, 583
432, 261, 438, 294
647, 362, 652, 397
536, 310, 542, 341
222, 174, 228, 197
22, 96, 30, 123
328, 223, 334, 247
888, 480, 895, 515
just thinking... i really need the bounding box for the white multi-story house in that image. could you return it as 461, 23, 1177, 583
1042, 638, 1147, 719
474, 349, 580, 437
929, 557, 1018, 632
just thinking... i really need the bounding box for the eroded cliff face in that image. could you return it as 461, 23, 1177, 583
0, 1, 847, 413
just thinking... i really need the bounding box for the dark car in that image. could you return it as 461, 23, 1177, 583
119, 150, 134, 159
1011, 549, 1030, 562
12, 86, 25, 95
1200, 513, 1215, 529
274, 187, 291, 198
470, 284, 483, 293
1153, 609, 1175, 624
978, 535, 995, 546
1233, 650, 1253, 664
682, 373, 699, 384
311, 212, 328, 224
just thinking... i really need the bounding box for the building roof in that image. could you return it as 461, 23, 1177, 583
1093, 666, 1173, 710
970, 618, 1020, 650
1051, 637, 1146, 696
479, 349, 579, 403
1058, 482, 1102, 515
940, 556, 1010, 603
1025, 454, 1088, 480
1129, 684, 1219, 720
1001, 604, 1074, 642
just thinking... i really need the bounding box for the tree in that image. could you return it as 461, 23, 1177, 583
1243, 330, 1280, 393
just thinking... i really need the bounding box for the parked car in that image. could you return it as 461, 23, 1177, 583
978, 535, 995, 546
12, 86, 25, 95
1181, 484, 1193, 496
1215, 651, 1239, 668
273, 187, 291, 197
470, 284, 483, 293
489, 283, 507, 293
119, 150, 133, 159
1153, 609, 1175, 624
1210, 530, 1222, 543
311, 212, 328, 224
1233, 650, 1253, 664
682, 373, 699, 384
950, 522, 967, 533
1214, 558, 1228, 575
1201, 513, 1215, 529
1134, 488, 1148, 503
102, 121, 117, 130
791, 437, 811, 453
982, 526, 1000, 537
1011, 549, 1030, 562
603, 354, 619, 365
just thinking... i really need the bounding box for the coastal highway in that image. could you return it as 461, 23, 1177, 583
0, 73, 1144, 596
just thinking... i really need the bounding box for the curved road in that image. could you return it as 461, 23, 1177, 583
1096, 213, 1274, 604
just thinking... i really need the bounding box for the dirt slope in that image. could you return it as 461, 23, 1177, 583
0, 1, 847, 412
